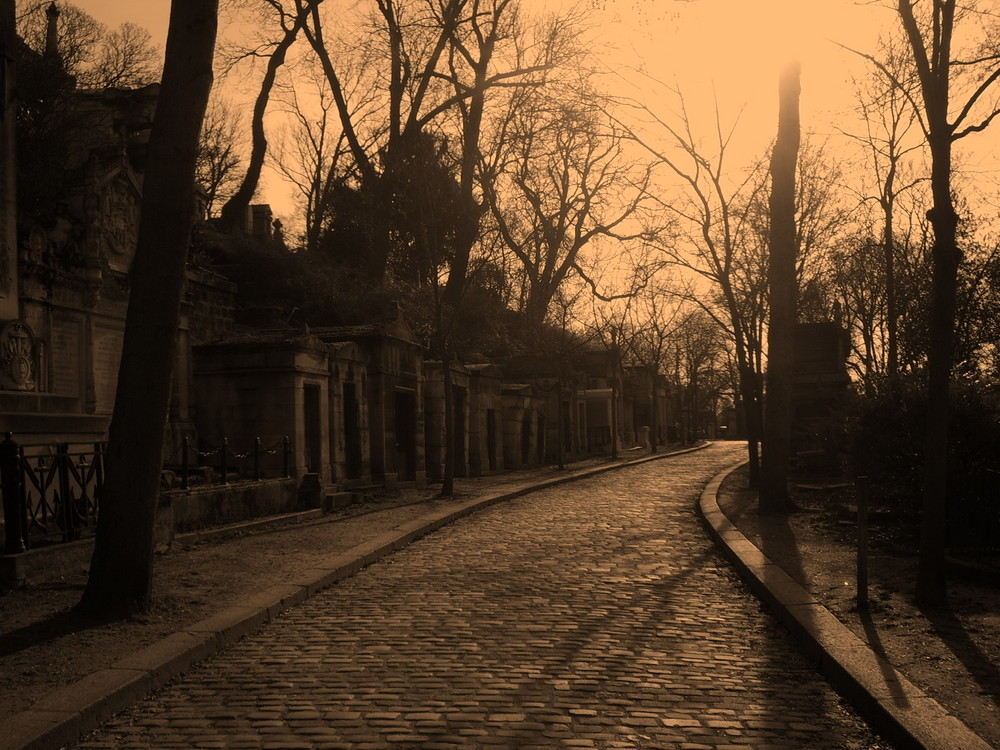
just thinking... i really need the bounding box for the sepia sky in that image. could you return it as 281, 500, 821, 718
69, 0, 1000, 219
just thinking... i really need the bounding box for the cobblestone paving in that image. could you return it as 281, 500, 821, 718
73, 444, 891, 749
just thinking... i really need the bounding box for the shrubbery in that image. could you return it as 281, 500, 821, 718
847, 378, 1000, 552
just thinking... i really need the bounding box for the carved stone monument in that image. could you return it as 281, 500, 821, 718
0, 319, 35, 391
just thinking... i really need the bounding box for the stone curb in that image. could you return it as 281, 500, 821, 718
3, 443, 708, 750
697, 461, 993, 750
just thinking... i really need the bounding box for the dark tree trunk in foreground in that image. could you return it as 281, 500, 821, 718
79, 0, 218, 616
759, 60, 800, 514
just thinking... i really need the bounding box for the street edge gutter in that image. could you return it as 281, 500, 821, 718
4, 442, 709, 750
697, 461, 992, 750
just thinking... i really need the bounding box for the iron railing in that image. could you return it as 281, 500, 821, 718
0, 439, 105, 552
164, 436, 292, 489
1, 435, 293, 554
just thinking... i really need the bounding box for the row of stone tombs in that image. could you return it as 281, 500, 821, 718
1, 99, 666, 494
189, 321, 668, 490
10, 284, 665, 494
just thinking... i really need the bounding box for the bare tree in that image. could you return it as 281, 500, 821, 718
618, 87, 767, 487
17, 1, 102, 75
269, 64, 349, 250
738, 140, 853, 322
887, 0, 1000, 607
623, 275, 689, 450
666, 308, 729, 444
299, 0, 578, 285
79, 0, 218, 616
196, 95, 245, 217
833, 225, 890, 393
17, 3, 160, 88
483, 88, 657, 333
78, 21, 161, 88
219, 0, 322, 233
842, 30, 926, 388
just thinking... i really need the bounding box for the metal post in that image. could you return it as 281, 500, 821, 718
93, 442, 105, 516
57, 443, 75, 542
0, 432, 25, 553
856, 475, 870, 611
283, 436, 290, 478
220, 438, 229, 484
254, 437, 261, 481
181, 436, 189, 490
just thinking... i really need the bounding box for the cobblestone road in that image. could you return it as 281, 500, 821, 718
73, 443, 890, 749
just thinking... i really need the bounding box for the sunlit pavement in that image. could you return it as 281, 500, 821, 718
72, 442, 889, 749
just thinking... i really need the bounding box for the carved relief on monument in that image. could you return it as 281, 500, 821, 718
0, 320, 37, 392
88, 169, 141, 273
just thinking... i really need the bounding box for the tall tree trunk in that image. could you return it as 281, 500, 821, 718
760, 60, 801, 514
897, 0, 961, 610
78, 0, 218, 616
917, 129, 959, 608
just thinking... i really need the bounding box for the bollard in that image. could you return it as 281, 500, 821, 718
0, 432, 25, 553
856, 475, 870, 611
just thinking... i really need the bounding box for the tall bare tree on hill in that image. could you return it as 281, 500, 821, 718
218, 0, 322, 233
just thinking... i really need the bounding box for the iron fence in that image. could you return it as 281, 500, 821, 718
1, 435, 293, 554
164, 436, 292, 489
0, 439, 104, 552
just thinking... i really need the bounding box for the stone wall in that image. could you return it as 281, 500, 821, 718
157, 477, 299, 539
